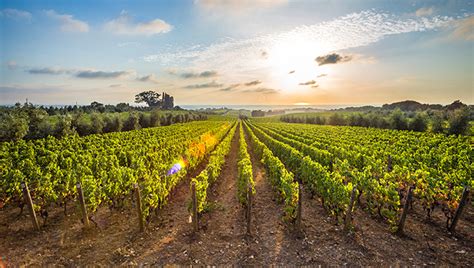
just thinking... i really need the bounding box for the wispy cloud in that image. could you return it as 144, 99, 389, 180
299, 80, 317, 86
451, 16, 474, 41
105, 11, 172, 36
109, 84, 122, 88
317, 74, 327, 78
143, 10, 454, 80
137, 74, 160, 84
76, 70, 133, 79
179, 70, 218, 79
242, 87, 279, 94
27, 67, 70, 75
0, 8, 32, 20
315, 53, 352, 66
415, 7, 434, 17
184, 80, 223, 89
25, 66, 147, 81
219, 83, 240, 91
44, 10, 89, 32
244, 80, 262, 86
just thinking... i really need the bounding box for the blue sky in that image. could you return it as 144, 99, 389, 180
0, 0, 473, 106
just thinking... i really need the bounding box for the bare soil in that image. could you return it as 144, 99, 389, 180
0, 127, 472, 266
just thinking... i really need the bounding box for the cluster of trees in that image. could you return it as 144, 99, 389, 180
339, 100, 470, 112
24, 91, 177, 116
281, 108, 471, 135
251, 110, 266, 117
134, 91, 174, 109
0, 103, 206, 142
251, 109, 286, 117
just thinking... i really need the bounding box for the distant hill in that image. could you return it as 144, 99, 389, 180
338, 100, 468, 112
382, 100, 439, 111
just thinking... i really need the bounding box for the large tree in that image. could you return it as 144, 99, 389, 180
135, 91, 161, 107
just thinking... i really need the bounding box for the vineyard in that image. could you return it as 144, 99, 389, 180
0, 118, 472, 266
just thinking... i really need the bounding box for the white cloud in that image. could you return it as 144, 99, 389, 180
105, 11, 172, 36
415, 7, 434, 17
143, 10, 455, 81
0, 8, 32, 20
44, 10, 89, 32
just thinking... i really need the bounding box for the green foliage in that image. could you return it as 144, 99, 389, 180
0, 113, 29, 141
0, 120, 234, 222
0, 103, 207, 141
53, 115, 76, 138
103, 114, 122, 133
251, 121, 471, 230
408, 112, 428, 132
243, 121, 298, 221
448, 108, 470, 135
90, 113, 105, 134
192, 122, 238, 213
431, 112, 444, 133
389, 109, 408, 130
237, 121, 254, 206
122, 113, 141, 131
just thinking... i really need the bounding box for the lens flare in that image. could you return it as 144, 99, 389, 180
167, 158, 187, 176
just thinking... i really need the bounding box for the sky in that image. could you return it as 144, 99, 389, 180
0, 0, 473, 106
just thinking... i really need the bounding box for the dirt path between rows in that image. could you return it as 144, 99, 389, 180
139, 124, 244, 265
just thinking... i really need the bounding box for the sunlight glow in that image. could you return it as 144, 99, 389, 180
266, 34, 331, 92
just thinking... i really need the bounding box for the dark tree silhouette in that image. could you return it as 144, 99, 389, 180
135, 91, 161, 107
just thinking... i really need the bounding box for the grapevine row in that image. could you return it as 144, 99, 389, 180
247, 122, 352, 221
253, 122, 472, 229
0, 121, 234, 223
237, 121, 255, 206
192, 121, 238, 213
243, 121, 299, 220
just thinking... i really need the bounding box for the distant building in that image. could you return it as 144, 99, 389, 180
162, 92, 174, 109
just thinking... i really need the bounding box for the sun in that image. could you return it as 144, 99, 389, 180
265, 35, 331, 92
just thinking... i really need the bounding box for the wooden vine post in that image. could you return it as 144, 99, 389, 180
296, 183, 303, 235
396, 185, 415, 235
246, 183, 252, 236
134, 184, 145, 232
76, 183, 89, 227
344, 185, 357, 232
191, 182, 199, 232
448, 186, 470, 233
387, 155, 393, 172
21, 182, 40, 231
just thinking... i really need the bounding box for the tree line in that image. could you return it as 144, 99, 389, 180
0, 91, 209, 142
280, 107, 472, 135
